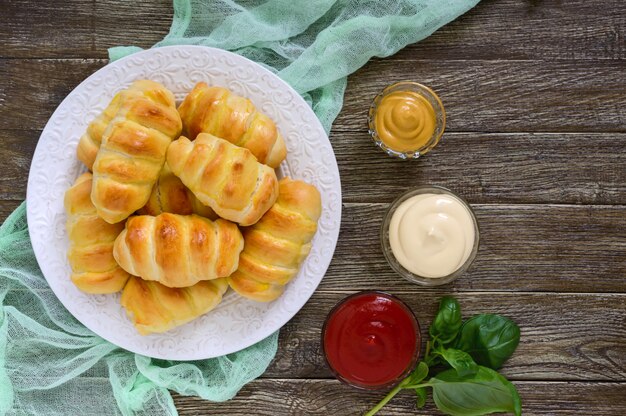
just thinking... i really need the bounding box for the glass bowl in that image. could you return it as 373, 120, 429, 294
381, 186, 480, 286
368, 81, 446, 160
321, 291, 421, 390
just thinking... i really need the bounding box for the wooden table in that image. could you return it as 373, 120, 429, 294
2, 1, 625, 414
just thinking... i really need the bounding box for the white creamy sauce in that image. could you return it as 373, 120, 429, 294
388, 193, 475, 278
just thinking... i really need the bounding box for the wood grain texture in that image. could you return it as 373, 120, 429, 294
263, 291, 626, 381
0, 59, 106, 131
1, 0, 625, 414
0, 200, 22, 221
3, 130, 624, 206
2, 58, 624, 134
337, 59, 626, 133
0, 0, 172, 58
172, 380, 626, 415
0, 199, 623, 292
400, 0, 626, 61
321, 203, 626, 293
1, 286, 624, 384
0, 131, 38, 201
1, 0, 624, 60
334, 132, 626, 205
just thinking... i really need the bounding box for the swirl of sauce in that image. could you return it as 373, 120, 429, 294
375, 90, 437, 152
389, 194, 476, 278
323, 293, 419, 388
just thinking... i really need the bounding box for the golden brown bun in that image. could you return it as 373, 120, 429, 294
177, 82, 287, 168
64, 173, 130, 294
77, 80, 178, 170
121, 276, 228, 335
228, 177, 321, 302
137, 163, 216, 219
167, 133, 279, 226
113, 213, 243, 288
91, 83, 182, 224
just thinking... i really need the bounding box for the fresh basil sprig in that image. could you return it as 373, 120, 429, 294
366, 362, 430, 415
365, 296, 521, 416
435, 347, 478, 377
429, 296, 462, 345
455, 314, 521, 370
430, 367, 522, 416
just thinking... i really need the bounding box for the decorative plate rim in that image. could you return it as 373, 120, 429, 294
26, 45, 342, 360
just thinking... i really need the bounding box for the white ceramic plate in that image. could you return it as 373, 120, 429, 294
26, 46, 341, 360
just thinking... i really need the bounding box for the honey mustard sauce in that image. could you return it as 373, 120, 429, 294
374, 90, 437, 152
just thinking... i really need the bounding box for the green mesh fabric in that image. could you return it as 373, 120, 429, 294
2, 1, 479, 414
0, 203, 278, 415
110, 0, 480, 133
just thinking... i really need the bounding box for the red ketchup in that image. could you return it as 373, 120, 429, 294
322, 291, 421, 389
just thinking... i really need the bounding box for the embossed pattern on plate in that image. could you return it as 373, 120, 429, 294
26, 46, 341, 360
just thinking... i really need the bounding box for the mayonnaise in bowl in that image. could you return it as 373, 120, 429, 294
381, 186, 479, 286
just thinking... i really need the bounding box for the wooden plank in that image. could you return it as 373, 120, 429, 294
0, 289, 623, 385
0, 59, 106, 132
2, 131, 624, 290
4, 129, 624, 205
400, 0, 626, 61
0, 0, 172, 58
1, 0, 624, 61
92, 0, 172, 54
0, 1, 623, 415
0, 1, 96, 58
337, 59, 626, 133
172, 380, 626, 415
333, 132, 626, 205
323, 203, 626, 293
0, 130, 38, 201
0, 200, 22, 222
2, 59, 624, 133
1, 273, 624, 381
264, 291, 626, 381
1, 199, 623, 292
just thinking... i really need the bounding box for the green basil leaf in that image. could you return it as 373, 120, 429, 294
455, 314, 521, 369
415, 387, 427, 408
439, 348, 478, 377
430, 296, 462, 345
402, 361, 429, 387
430, 366, 522, 416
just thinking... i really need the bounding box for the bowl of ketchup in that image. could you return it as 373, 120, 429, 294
322, 291, 421, 390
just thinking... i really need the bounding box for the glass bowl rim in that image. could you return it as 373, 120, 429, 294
380, 185, 480, 286
367, 81, 446, 160
320, 290, 422, 391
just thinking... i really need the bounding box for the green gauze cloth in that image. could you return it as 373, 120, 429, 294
0, 203, 278, 416
110, 0, 480, 133
1, 1, 479, 415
